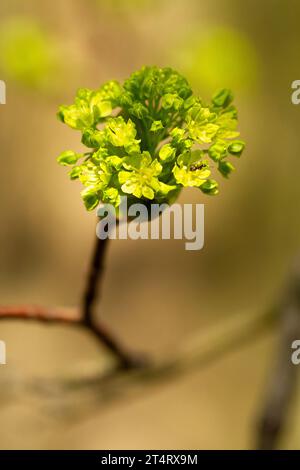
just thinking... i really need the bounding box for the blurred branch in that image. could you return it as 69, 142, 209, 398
0, 305, 276, 418
2, 253, 297, 444
0, 233, 143, 371
0, 305, 80, 323
4, 231, 297, 434
256, 259, 300, 450
0, 226, 277, 405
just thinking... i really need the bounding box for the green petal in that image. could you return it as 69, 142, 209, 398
200, 179, 219, 195
208, 140, 228, 161
121, 181, 137, 195
57, 150, 80, 166
150, 120, 164, 132
68, 166, 81, 180
142, 186, 154, 199
228, 140, 245, 156
218, 161, 235, 178
150, 159, 162, 175
212, 89, 233, 108
106, 117, 138, 147
81, 188, 99, 211
102, 187, 121, 206
159, 144, 176, 162
118, 170, 132, 184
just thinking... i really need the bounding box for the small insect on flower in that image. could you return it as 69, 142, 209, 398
189, 162, 207, 172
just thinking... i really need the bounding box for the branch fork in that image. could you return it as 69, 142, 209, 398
0, 234, 142, 371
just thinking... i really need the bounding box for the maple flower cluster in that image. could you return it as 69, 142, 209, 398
57, 66, 245, 211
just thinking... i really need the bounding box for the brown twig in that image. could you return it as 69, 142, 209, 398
256, 259, 300, 449
82, 236, 109, 326
81, 233, 145, 369
0, 229, 144, 370
0, 305, 80, 323
0, 306, 275, 416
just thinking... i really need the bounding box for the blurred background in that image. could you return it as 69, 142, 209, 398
0, 0, 300, 450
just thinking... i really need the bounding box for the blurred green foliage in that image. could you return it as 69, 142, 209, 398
176, 27, 259, 94
0, 18, 60, 91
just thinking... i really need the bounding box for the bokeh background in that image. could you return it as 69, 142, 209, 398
0, 0, 300, 450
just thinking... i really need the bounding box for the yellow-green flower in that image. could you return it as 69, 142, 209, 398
57, 66, 245, 211
119, 152, 162, 200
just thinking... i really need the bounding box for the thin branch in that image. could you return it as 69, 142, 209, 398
80, 231, 144, 369
0, 226, 144, 370
0, 305, 80, 323
0, 306, 275, 417
256, 259, 300, 449
0, 302, 142, 370
82, 236, 109, 327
